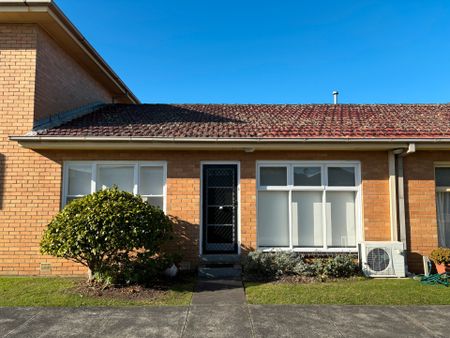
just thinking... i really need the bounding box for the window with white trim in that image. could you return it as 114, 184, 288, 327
257, 161, 361, 251
435, 166, 450, 247
63, 161, 167, 211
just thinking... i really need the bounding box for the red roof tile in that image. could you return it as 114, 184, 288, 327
37, 104, 450, 139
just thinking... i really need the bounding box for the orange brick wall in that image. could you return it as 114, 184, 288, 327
34, 27, 113, 122
1, 25, 443, 276
4, 149, 390, 275
403, 152, 444, 272
0, 24, 115, 276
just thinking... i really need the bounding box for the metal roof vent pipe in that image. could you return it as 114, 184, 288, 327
333, 91, 339, 104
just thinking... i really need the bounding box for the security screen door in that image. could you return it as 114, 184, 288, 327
202, 164, 238, 254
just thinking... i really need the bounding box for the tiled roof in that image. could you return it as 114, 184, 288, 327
37, 103, 450, 139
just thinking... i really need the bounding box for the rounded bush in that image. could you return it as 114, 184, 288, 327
40, 187, 172, 281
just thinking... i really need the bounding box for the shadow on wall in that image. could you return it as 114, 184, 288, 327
408, 252, 426, 274
0, 153, 4, 209
165, 216, 199, 268
240, 243, 255, 256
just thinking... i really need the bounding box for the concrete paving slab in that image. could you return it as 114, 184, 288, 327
0, 308, 41, 337
249, 305, 344, 338
1, 307, 189, 338
192, 279, 246, 305
2, 305, 450, 337
249, 305, 450, 338
391, 306, 450, 338
324, 305, 438, 338
182, 304, 253, 338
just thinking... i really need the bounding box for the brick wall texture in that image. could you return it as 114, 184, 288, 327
34, 27, 112, 122
0, 24, 113, 275
0, 24, 444, 276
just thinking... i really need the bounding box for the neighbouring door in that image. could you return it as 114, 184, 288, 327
202, 164, 238, 254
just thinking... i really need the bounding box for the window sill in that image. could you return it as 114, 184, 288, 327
257, 247, 358, 253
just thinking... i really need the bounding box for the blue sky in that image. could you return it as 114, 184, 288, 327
57, 0, 450, 104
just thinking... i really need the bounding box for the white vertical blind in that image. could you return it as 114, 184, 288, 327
292, 191, 323, 247
63, 162, 166, 211
97, 165, 134, 193
436, 192, 450, 247
258, 191, 289, 247
68, 165, 92, 196
257, 162, 360, 250
326, 191, 356, 247
140, 166, 164, 195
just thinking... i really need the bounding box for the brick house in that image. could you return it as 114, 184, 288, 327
1, 1, 449, 276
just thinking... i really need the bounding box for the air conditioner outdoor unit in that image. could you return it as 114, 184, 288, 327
358, 241, 406, 278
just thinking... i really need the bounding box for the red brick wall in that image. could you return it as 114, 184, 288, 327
2, 149, 390, 275
34, 27, 113, 122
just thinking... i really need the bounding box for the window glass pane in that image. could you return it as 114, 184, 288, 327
257, 191, 289, 246
143, 196, 164, 210
294, 167, 321, 186
260, 167, 287, 186
326, 191, 356, 247
140, 166, 164, 195
97, 165, 134, 193
328, 167, 355, 186
292, 192, 323, 247
68, 164, 92, 196
436, 192, 450, 247
436, 168, 450, 187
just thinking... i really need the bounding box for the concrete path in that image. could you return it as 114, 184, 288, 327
2, 279, 450, 337
2, 305, 450, 337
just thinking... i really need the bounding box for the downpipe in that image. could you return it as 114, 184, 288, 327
392, 143, 416, 274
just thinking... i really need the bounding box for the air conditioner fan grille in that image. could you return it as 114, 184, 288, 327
367, 248, 390, 272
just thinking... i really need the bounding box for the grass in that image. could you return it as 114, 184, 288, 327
0, 277, 193, 307
245, 278, 450, 305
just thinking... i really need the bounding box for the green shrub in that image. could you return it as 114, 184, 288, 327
242, 252, 359, 280
40, 187, 173, 283
317, 255, 359, 278
430, 248, 450, 265
242, 251, 304, 278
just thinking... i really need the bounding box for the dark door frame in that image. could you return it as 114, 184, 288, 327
200, 162, 240, 255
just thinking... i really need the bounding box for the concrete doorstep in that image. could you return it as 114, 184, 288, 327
1, 279, 450, 338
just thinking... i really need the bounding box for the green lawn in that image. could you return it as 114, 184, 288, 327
0, 277, 193, 307
245, 278, 450, 305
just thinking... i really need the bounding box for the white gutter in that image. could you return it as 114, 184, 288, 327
10, 135, 450, 151
9, 136, 450, 143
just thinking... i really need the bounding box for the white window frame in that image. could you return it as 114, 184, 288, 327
435, 163, 450, 192
434, 163, 450, 247
256, 160, 362, 253
62, 161, 167, 212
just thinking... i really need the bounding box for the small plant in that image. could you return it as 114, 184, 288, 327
430, 248, 450, 265
40, 187, 173, 284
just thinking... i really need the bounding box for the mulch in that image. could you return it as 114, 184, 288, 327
73, 282, 172, 301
